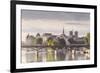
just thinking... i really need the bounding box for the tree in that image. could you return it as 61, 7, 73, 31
46, 37, 55, 61
32, 37, 36, 45
68, 38, 74, 44
84, 33, 90, 45
47, 37, 55, 46
36, 37, 43, 45
57, 38, 66, 48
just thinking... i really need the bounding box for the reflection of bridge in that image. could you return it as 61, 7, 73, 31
22, 44, 89, 48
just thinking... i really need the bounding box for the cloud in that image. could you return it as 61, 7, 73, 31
22, 19, 90, 35
21, 10, 90, 41
21, 10, 90, 21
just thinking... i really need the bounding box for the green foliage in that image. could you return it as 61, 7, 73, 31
46, 38, 57, 46
31, 36, 36, 45
36, 37, 43, 44
84, 33, 90, 45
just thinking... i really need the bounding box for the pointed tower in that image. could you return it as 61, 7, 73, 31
75, 31, 78, 38
63, 27, 64, 34
26, 33, 29, 39
69, 30, 73, 37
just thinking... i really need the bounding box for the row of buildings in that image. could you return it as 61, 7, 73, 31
23, 28, 85, 46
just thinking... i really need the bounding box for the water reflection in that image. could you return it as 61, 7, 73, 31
21, 47, 90, 63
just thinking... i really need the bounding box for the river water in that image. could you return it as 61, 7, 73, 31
21, 47, 90, 63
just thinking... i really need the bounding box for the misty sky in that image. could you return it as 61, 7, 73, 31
21, 10, 90, 41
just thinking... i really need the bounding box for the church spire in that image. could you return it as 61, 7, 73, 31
63, 27, 64, 34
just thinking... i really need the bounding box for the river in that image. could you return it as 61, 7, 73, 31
21, 47, 90, 63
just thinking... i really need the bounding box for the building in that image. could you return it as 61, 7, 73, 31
24, 28, 85, 46
25, 34, 35, 45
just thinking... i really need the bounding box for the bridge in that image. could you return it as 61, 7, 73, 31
22, 44, 89, 49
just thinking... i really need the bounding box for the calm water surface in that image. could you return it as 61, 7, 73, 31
21, 47, 90, 63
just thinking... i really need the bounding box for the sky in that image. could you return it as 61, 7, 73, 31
21, 10, 90, 41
